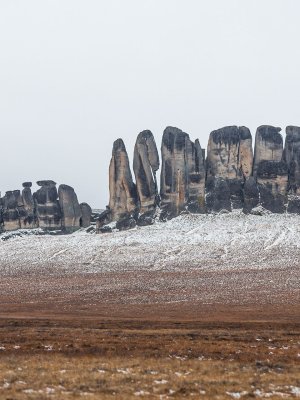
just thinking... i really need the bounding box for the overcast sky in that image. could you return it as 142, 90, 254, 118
1, 0, 300, 208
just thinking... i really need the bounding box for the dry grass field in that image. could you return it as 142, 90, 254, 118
0, 312, 299, 399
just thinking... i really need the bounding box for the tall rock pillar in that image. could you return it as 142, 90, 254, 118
109, 139, 138, 227
133, 130, 160, 225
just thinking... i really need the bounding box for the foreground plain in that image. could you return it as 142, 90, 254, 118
0, 212, 299, 398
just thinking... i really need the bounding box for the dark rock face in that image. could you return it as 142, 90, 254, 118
160, 126, 205, 219
80, 203, 92, 228
253, 126, 283, 177
206, 126, 253, 211
2, 191, 22, 231
34, 181, 62, 229
58, 184, 81, 232
243, 177, 260, 213
109, 139, 138, 221
21, 182, 36, 228
133, 130, 160, 224
284, 126, 300, 192
256, 160, 288, 213
206, 178, 231, 213
116, 216, 136, 231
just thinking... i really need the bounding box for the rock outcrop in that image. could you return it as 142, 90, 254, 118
33, 181, 62, 229
58, 184, 81, 232
253, 126, 283, 177
283, 126, 300, 213
109, 139, 138, 224
2, 191, 22, 231
160, 126, 205, 219
133, 130, 160, 225
80, 203, 92, 228
256, 160, 288, 213
206, 126, 253, 211
21, 182, 36, 228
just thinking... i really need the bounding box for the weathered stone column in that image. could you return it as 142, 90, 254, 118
133, 130, 159, 225
206, 126, 253, 212
34, 180, 62, 229
253, 125, 283, 177
109, 139, 138, 225
58, 184, 82, 232
160, 126, 205, 219
80, 202, 92, 228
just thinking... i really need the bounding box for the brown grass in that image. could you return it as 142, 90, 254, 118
0, 319, 299, 399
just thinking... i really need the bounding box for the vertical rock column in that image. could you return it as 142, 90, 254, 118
283, 126, 300, 213
205, 126, 253, 212
58, 184, 82, 232
133, 130, 160, 225
253, 126, 288, 213
109, 139, 138, 229
80, 203, 92, 228
34, 181, 62, 229
2, 191, 22, 231
160, 126, 206, 219
21, 182, 36, 228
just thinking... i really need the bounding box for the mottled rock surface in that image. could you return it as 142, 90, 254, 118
2, 191, 22, 231
80, 203, 92, 228
133, 130, 159, 223
253, 126, 283, 177
160, 126, 205, 219
34, 181, 62, 229
206, 126, 253, 211
58, 184, 81, 232
256, 160, 288, 213
243, 177, 259, 214
21, 182, 36, 228
109, 139, 138, 222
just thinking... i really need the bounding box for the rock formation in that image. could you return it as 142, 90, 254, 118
133, 130, 160, 225
206, 126, 253, 211
256, 160, 288, 213
21, 182, 36, 228
80, 203, 92, 228
33, 181, 62, 229
109, 139, 138, 225
2, 191, 22, 231
253, 125, 283, 177
58, 184, 82, 232
283, 126, 300, 213
251, 126, 288, 213
160, 126, 205, 219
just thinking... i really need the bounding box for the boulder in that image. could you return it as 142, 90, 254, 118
253, 125, 283, 177
58, 184, 82, 232
133, 130, 160, 224
206, 126, 253, 210
256, 160, 288, 213
109, 139, 138, 222
160, 126, 205, 219
34, 180, 62, 229
80, 202, 92, 228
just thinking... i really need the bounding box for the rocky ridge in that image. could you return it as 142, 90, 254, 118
0, 181, 91, 233
99, 125, 300, 231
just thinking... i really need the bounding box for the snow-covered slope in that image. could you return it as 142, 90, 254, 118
0, 211, 300, 276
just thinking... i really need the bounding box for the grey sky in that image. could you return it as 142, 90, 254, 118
0, 0, 299, 208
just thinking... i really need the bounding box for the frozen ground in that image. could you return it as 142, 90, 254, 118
1, 210, 300, 274
0, 211, 299, 312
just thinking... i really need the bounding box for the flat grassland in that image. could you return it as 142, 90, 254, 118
0, 305, 299, 399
